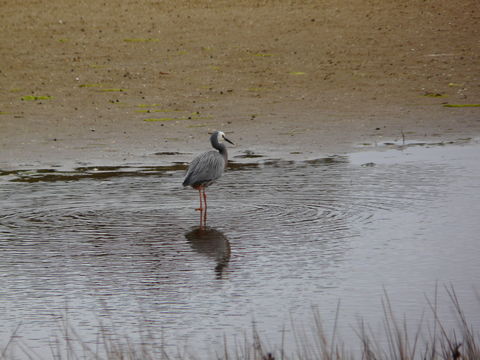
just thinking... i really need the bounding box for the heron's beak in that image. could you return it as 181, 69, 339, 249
224, 137, 234, 145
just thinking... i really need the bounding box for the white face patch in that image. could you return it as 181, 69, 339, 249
217, 131, 226, 142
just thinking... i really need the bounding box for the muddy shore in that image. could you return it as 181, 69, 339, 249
1, 0, 479, 170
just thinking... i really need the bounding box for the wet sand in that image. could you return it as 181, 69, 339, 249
1, 0, 479, 169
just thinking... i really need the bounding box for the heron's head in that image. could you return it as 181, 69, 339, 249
216, 131, 234, 145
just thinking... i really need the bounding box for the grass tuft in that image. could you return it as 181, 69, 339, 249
1, 287, 478, 359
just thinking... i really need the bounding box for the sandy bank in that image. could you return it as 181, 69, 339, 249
1, 0, 479, 170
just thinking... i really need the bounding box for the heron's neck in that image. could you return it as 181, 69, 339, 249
211, 135, 228, 166
217, 144, 228, 166
212, 141, 228, 167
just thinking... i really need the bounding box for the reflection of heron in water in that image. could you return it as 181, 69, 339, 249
185, 226, 231, 279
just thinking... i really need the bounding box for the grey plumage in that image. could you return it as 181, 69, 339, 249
183, 150, 225, 188
183, 131, 234, 225
183, 131, 234, 189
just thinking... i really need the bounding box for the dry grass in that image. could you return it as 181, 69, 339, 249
1, 286, 478, 360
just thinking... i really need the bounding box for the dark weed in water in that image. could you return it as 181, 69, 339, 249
0, 161, 265, 182
1, 287, 478, 360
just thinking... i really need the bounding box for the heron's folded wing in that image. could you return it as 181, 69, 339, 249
184, 151, 225, 186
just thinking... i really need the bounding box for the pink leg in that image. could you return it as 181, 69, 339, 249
196, 187, 203, 211
199, 208, 205, 228
203, 189, 207, 212
201, 188, 208, 228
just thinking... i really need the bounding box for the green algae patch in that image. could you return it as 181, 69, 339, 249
79, 83, 104, 88
190, 114, 212, 120
21, 95, 52, 101
443, 104, 480, 108
136, 104, 164, 108
124, 38, 160, 42
424, 92, 447, 97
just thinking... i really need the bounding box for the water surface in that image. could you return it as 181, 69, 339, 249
1, 140, 479, 357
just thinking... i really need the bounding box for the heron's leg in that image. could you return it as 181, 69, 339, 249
202, 189, 208, 226
198, 188, 207, 228
196, 188, 203, 211
203, 205, 207, 227
199, 208, 205, 228
203, 189, 207, 212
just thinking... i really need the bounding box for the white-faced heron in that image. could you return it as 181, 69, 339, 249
183, 131, 234, 212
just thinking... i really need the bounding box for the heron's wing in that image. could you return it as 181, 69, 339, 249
183, 151, 225, 187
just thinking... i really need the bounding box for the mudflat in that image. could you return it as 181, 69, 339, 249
1, 0, 479, 169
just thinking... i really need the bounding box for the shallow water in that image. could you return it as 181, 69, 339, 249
1, 140, 479, 357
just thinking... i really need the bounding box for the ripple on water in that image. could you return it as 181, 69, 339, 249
0, 148, 459, 355
0, 155, 442, 240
